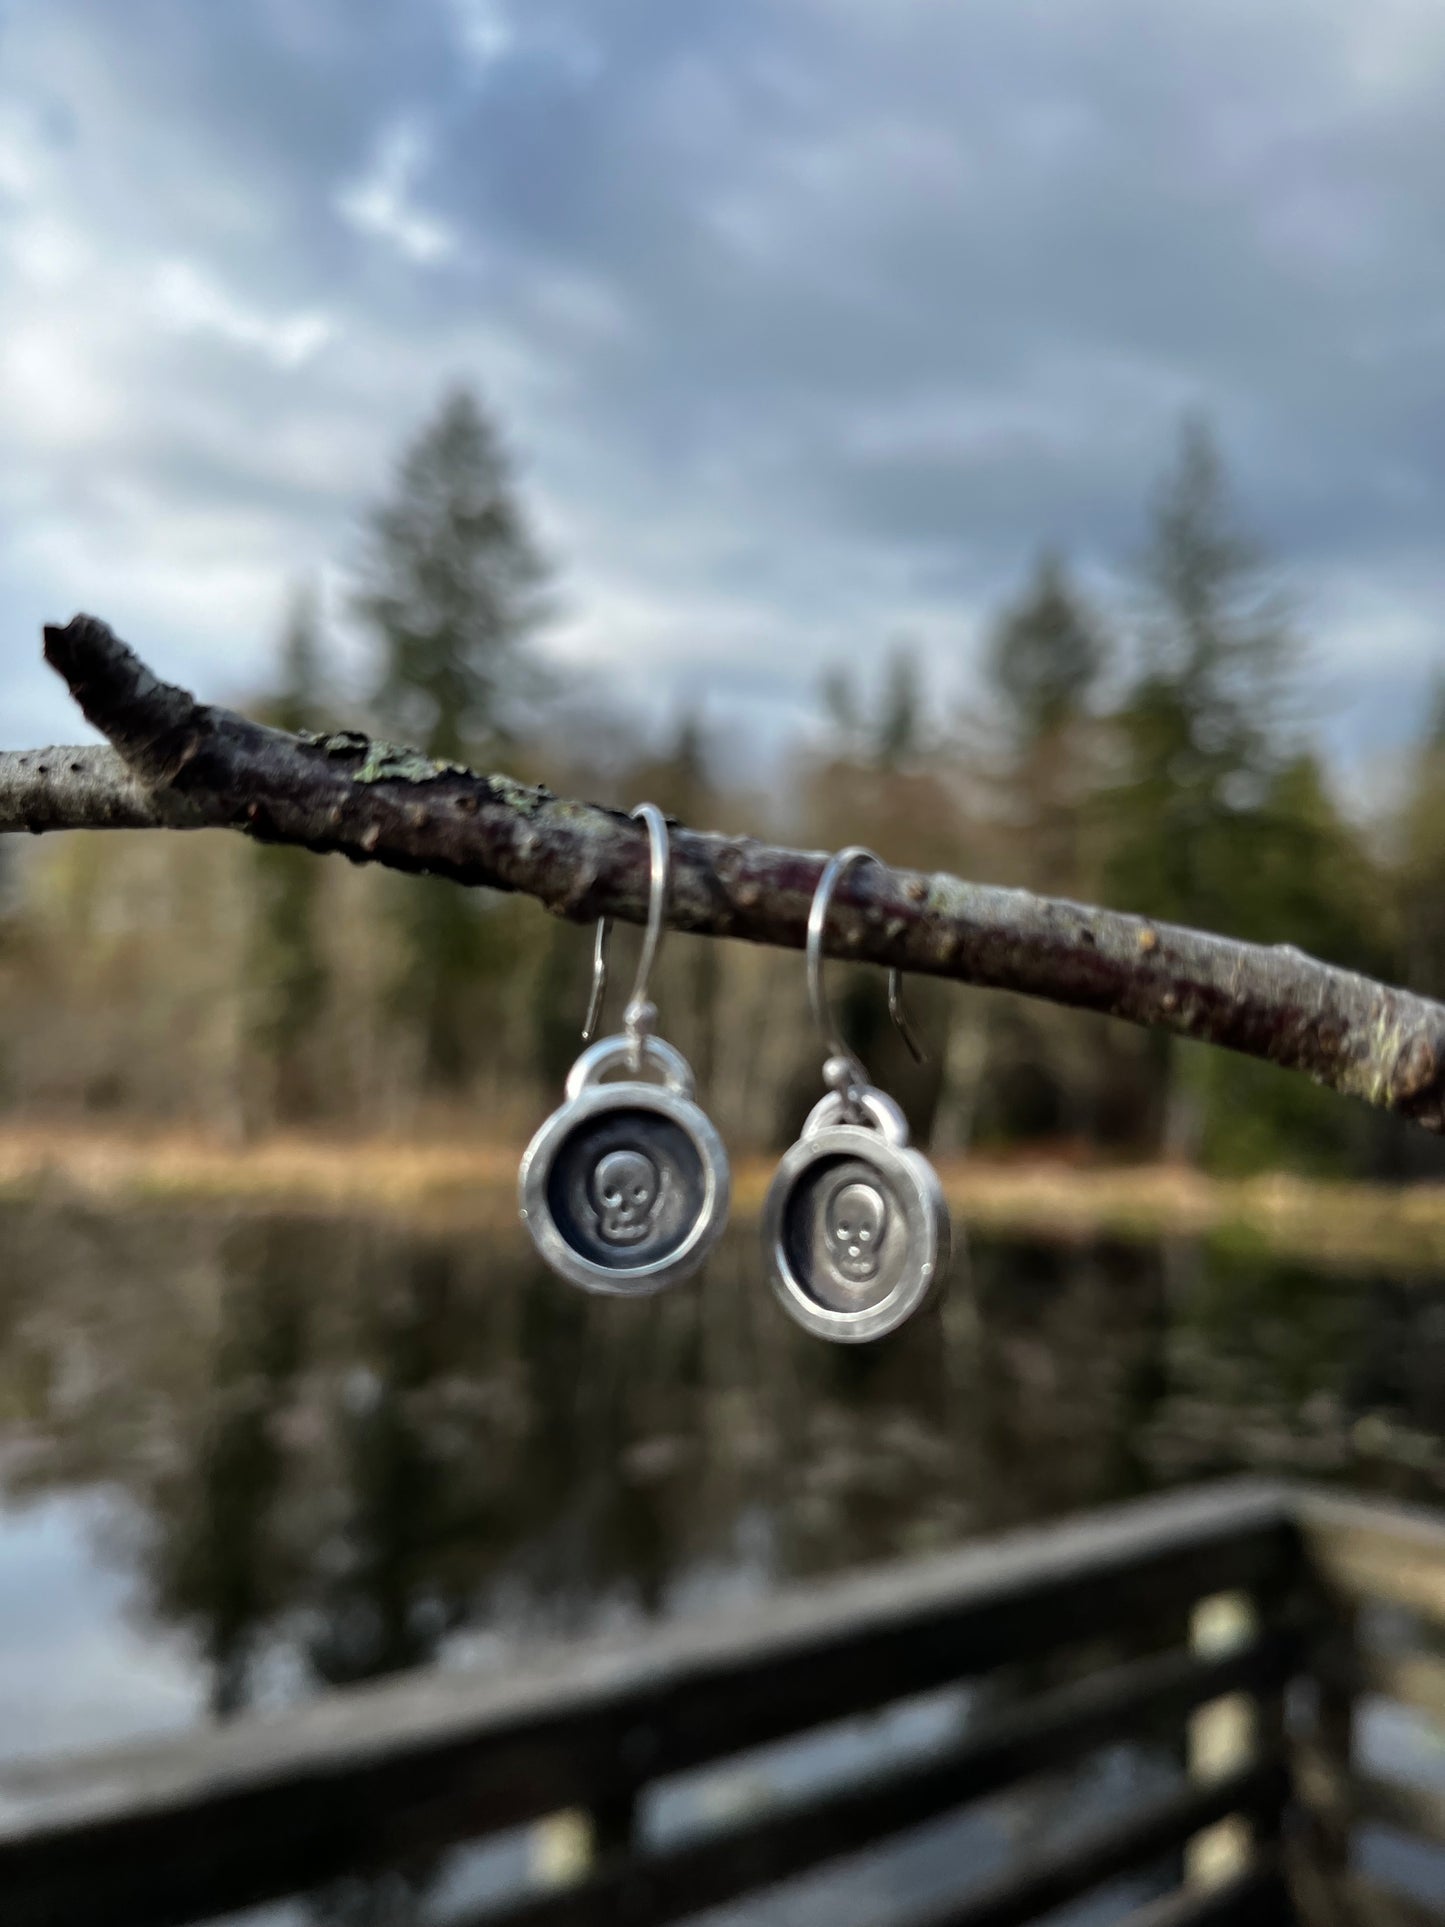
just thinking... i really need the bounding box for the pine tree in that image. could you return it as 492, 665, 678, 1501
1105, 419, 1377, 1165
356, 386, 548, 761
1398, 675, 1445, 1002
819, 665, 861, 754
967, 554, 1114, 1147
269, 584, 325, 736
1106, 418, 1296, 937
354, 387, 550, 1093
816, 645, 926, 771
875, 646, 923, 771
984, 550, 1109, 895
987, 549, 1106, 751
248, 584, 330, 1126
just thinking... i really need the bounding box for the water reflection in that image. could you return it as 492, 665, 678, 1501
0, 1197, 1441, 1762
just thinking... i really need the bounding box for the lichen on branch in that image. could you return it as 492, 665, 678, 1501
3, 614, 1445, 1133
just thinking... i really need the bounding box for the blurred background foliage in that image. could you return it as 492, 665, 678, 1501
3, 384, 1441, 1183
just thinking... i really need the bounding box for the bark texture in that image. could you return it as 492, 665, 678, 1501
4, 614, 1445, 1132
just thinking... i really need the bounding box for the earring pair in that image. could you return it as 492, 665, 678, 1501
517, 809, 951, 1342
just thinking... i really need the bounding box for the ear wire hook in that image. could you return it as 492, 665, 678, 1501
582, 919, 609, 1045
583, 802, 671, 1051
807, 847, 925, 1101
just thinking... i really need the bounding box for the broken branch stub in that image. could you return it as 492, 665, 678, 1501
0, 614, 1440, 1133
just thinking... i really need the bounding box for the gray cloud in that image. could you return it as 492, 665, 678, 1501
3, 0, 1444, 769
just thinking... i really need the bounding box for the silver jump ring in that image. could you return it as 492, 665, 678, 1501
522, 800, 729, 1296
763, 846, 948, 1343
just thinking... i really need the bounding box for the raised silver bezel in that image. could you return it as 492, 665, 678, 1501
519, 1035, 730, 1296
763, 1117, 949, 1343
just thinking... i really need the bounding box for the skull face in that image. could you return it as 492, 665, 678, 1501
824, 1179, 888, 1284
590, 1149, 663, 1245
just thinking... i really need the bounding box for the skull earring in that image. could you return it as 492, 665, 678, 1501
763, 847, 951, 1343
519, 803, 730, 1295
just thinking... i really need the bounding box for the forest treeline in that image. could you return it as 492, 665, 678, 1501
5, 386, 1445, 1179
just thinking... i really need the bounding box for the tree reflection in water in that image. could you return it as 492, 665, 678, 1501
0, 1198, 1441, 1919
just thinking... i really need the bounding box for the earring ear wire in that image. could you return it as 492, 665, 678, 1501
520, 802, 729, 1297
583, 802, 671, 1048
762, 846, 951, 1345
807, 847, 925, 1098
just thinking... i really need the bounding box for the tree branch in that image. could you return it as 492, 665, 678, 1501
4, 614, 1445, 1132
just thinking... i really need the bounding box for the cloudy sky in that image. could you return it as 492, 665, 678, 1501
3, 0, 1444, 775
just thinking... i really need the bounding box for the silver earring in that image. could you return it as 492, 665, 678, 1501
764, 847, 950, 1343
519, 802, 730, 1295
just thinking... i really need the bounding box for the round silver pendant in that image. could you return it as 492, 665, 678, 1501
519, 1034, 730, 1295
764, 1087, 950, 1343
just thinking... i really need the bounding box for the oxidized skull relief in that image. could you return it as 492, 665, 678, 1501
824, 1179, 887, 1284
529, 1086, 720, 1289
767, 1109, 949, 1341
590, 1148, 663, 1246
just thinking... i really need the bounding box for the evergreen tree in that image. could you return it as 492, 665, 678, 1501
354, 387, 550, 1093
987, 549, 1107, 752
817, 645, 926, 771
984, 550, 1109, 896
1106, 418, 1297, 937
268, 583, 325, 736
248, 584, 330, 1126
356, 386, 548, 761
875, 646, 923, 771
1196, 748, 1392, 1175
1105, 419, 1382, 1165
1381, 682, 1445, 1176
819, 665, 861, 752
969, 554, 1115, 1147
1398, 675, 1445, 1001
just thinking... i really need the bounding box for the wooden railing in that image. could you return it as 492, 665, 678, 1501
1291, 1489, 1445, 1926
0, 1480, 1438, 1926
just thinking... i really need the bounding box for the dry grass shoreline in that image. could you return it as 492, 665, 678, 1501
0, 1121, 1439, 1275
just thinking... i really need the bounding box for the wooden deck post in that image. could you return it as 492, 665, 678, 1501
1186, 1591, 1261, 1887
1295, 1597, 1359, 1927
531, 1782, 641, 1887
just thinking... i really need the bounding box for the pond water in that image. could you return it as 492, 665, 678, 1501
0, 1198, 1441, 1917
